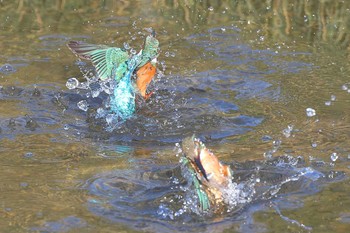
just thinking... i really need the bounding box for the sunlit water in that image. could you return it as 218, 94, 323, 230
1, 1, 350, 233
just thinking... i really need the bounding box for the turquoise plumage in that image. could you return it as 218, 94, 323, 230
181, 156, 211, 211
110, 52, 142, 119
67, 32, 159, 121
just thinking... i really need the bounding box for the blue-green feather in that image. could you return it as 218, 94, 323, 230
110, 51, 142, 120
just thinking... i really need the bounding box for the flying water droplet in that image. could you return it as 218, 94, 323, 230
78, 82, 89, 90
330, 94, 336, 101
306, 108, 316, 117
105, 114, 115, 125
130, 48, 137, 55
311, 142, 317, 148
101, 81, 113, 95
325, 101, 331, 106
123, 42, 130, 50
0, 63, 16, 74
96, 108, 106, 118
66, 78, 79, 90
330, 152, 338, 162
89, 82, 101, 98
24, 152, 34, 158
208, 6, 214, 11
341, 84, 348, 91
91, 89, 101, 98
77, 100, 88, 111
261, 135, 273, 142
282, 125, 293, 138
273, 140, 281, 147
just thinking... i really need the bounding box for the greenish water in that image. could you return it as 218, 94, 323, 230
1, 1, 350, 232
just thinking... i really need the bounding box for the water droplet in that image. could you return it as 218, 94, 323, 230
66, 78, 79, 90
24, 152, 34, 158
208, 6, 214, 11
77, 100, 88, 111
259, 36, 265, 41
63, 124, 69, 130
78, 82, 89, 90
330, 152, 338, 162
0, 63, 16, 74
91, 89, 101, 98
221, 28, 226, 32
123, 42, 130, 50
263, 151, 273, 159
261, 135, 273, 142
325, 101, 331, 106
130, 48, 136, 55
273, 140, 281, 147
282, 125, 293, 138
306, 108, 316, 117
164, 51, 170, 57
96, 108, 106, 118
341, 84, 348, 90
331, 94, 336, 101
105, 114, 115, 125
311, 142, 317, 148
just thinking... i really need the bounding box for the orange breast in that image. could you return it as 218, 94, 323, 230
136, 62, 156, 99
199, 148, 231, 186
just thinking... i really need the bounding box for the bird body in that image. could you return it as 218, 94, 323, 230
136, 61, 156, 99
67, 32, 159, 120
181, 136, 233, 211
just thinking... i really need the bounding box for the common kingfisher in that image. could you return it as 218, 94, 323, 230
67, 31, 159, 120
181, 136, 233, 211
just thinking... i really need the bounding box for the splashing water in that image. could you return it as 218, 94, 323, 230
84, 152, 342, 232
66, 77, 79, 90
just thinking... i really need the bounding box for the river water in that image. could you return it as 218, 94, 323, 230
1, 1, 350, 232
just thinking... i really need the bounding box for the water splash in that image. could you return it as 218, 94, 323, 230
84, 153, 342, 232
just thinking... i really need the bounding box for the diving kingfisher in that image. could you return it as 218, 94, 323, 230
181, 136, 233, 211
67, 30, 159, 120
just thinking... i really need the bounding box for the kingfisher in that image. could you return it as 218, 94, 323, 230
181, 136, 233, 211
67, 31, 159, 120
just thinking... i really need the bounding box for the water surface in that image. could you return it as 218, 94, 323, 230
1, 1, 350, 232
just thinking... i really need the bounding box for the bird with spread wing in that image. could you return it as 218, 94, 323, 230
67, 30, 159, 121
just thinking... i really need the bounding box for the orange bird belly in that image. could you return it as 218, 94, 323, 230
136, 62, 156, 99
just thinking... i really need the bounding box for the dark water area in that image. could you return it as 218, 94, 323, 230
1, 1, 350, 232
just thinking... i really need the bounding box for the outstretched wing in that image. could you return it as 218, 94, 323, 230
67, 41, 129, 81
181, 157, 210, 211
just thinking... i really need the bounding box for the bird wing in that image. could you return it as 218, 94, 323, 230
67, 41, 129, 81
181, 157, 210, 211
